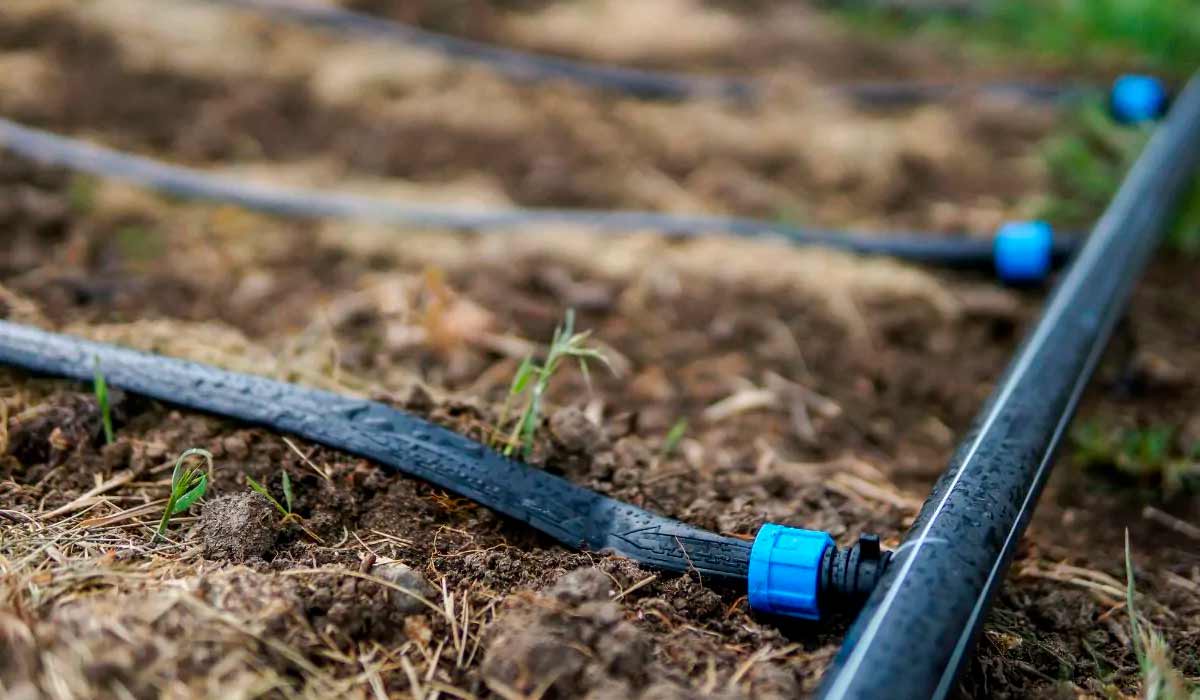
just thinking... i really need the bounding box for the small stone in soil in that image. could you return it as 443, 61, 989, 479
369, 561, 435, 614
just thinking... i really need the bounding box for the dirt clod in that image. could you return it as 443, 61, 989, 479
200, 492, 277, 562
483, 568, 653, 698
5, 393, 102, 467
550, 406, 606, 453
547, 567, 615, 604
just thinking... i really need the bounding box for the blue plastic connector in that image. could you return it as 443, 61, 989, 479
748, 523, 832, 620
1110, 74, 1168, 124
994, 220, 1053, 284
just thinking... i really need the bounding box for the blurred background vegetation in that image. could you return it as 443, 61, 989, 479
835, 0, 1200, 252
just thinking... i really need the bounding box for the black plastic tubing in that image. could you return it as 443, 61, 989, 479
0, 320, 751, 580
817, 70, 1200, 700
208, 0, 751, 101
0, 117, 1079, 269
205, 0, 1074, 106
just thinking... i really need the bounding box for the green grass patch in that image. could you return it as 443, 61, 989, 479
835, 0, 1200, 77
1072, 422, 1200, 496
1034, 101, 1200, 252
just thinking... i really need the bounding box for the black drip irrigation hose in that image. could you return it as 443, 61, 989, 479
204, 0, 1079, 105
816, 70, 1200, 700
0, 321, 750, 577
0, 320, 889, 617
0, 117, 1080, 273
208, 0, 750, 101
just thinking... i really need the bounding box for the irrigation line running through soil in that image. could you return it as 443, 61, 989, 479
817, 69, 1200, 700
205, 0, 1079, 105
0, 117, 1081, 271
0, 320, 754, 581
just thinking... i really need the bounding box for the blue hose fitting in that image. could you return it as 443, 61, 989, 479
1110, 74, 1168, 124
994, 220, 1053, 284
748, 523, 832, 619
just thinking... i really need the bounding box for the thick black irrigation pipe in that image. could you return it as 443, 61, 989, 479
204, 0, 1077, 105
0, 117, 1079, 270
816, 70, 1200, 700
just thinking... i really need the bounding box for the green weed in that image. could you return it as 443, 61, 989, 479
493, 309, 610, 459
92, 358, 114, 446
67, 176, 96, 214
660, 418, 689, 459
153, 448, 212, 542
247, 470, 324, 542
115, 224, 166, 263
1072, 422, 1200, 496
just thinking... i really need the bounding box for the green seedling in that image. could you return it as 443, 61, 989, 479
660, 418, 689, 459
67, 176, 96, 214
93, 358, 114, 445
115, 224, 166, 264
154, 448, 212, 542
247, 471, 324, 543
493, 309, 610, 459
1124, 530, 1197, 699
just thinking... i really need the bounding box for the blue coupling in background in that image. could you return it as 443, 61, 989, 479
994, 220, 1053, 284
748, 523, 832, 619
1110, 74, 1168, 125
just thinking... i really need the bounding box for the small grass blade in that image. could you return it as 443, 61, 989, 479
246, 475, 288, 516
1125, 528, 1142, 658
661, 418, 689, 458
510, 357, 536, 395
92, 358, 114, 445
282, 470, 294, 514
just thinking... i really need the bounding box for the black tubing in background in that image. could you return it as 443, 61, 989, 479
204, 0, 1077, 106
816, 70, 1200, 700
0, 320, 753, 580
208, 0, 752, 101
0, 117, 1080, 268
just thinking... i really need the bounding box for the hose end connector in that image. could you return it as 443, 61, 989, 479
1110, 74, 1168, 125
748, 524, 830, 619
818, 533, 892, 611
749, 525, 892, 620
995, 220, 1053, 284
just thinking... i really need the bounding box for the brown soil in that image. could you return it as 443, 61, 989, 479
1, 1, 1197, 699
0, 1, 1056, 227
